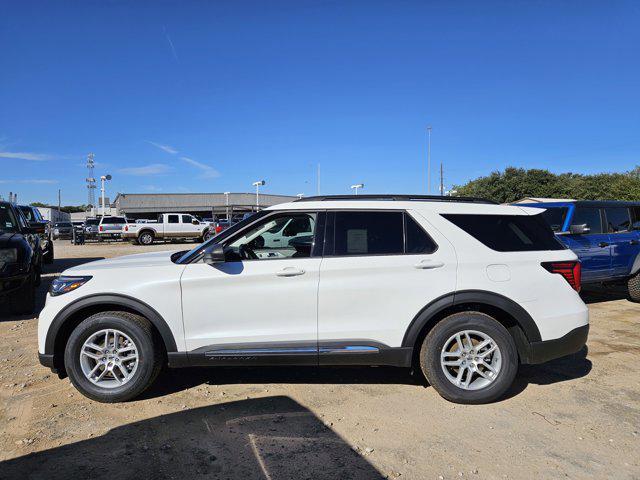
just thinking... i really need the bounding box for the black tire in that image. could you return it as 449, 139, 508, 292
64, 311, 163, 403
419, 312, 518, 404
139, 231, 154, 245
44, 242, 54, 264
627, 273, 640, 302
10, 271, 36, 315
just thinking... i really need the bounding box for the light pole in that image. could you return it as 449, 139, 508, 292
427, 125, 432, 194
100, 174, 112, 216
296, 193, 304, 199
223, 191, 230, 220
252, 180, 265, 209
350, 183, 364, 195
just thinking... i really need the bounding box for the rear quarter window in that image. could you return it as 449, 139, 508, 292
442, 213, 565, 252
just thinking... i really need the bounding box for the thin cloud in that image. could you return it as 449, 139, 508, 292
0, 179, 58, 184
118, 163, 171, 176
147, 141, 178, 154
0, 151, 56, 161
180, 156, 220, 179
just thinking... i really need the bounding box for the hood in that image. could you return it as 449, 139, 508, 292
0, 232, 20, 248
65, 249, 179, 274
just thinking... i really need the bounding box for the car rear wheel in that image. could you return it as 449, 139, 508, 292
627, 272, 640, 302
139, 232, 154, 245
419, 312, 518, 404
64, 311, 163, 402
10, 270, 36, 315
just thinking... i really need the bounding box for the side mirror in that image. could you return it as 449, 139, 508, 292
203, 243, 226, 264
569, 224, 590, 235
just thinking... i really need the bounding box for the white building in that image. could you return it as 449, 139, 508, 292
37, 207, 71, 223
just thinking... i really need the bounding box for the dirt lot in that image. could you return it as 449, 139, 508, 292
0, 240, 638, 479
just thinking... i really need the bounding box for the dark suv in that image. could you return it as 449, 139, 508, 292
18, 205, 54, 264
0, 202, 43, 314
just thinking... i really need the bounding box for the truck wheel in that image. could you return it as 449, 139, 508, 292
44, 242, 54, 264
628, 272, 640, 302
419, 312, 518, 404
202, 229, 213, 242
10, 271, 36, 315
139, 232, 154, 245
64, 311, 163, 403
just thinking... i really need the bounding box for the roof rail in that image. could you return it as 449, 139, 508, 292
294, 194, 497, 204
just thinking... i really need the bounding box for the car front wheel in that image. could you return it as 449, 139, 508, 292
419, 312, 518, 404
64, 311, 163, 402
139, 232, 154, 245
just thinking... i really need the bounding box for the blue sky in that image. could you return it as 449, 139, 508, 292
1, 0, 639, 205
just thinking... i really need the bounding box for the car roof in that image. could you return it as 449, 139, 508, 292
520, 200, 640, 208
268, 198, 537, 216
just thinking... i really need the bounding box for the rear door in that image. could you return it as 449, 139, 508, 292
604, 207, 637, 278
563, 206, 611, 283
317, 210, 457, 355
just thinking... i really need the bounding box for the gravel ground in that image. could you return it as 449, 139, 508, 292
0, 240, 638, 479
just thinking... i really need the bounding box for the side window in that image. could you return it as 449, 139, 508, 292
168, 215, 179, 224
604, 207, 631, 233
226, 212, 317, 260
571, 208, 603, 234
334, 211, 404, 256
630, 207, 640, 230
405, 213, 437, 254
181, 215, 192, 224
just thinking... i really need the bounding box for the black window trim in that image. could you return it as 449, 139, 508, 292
322, 208, 439, 258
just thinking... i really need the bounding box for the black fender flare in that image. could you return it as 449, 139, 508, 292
401, 289, 542, 349
44, 293, 178, 355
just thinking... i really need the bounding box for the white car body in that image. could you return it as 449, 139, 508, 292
39, 198, 588, 359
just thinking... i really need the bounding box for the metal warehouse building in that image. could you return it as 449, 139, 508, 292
112, 192, 296, 220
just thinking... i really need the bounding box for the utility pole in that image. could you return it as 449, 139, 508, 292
252, 180, 265, 209
427, 125, 432, 194
58, 189, 61, 211
86, 153, 96, 209
224, 192, 230, 220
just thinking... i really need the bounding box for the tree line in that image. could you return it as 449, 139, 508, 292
453, 166, 640, 203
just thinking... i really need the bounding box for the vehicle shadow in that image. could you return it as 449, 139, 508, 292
0, 396, 385, 480
506, 346, 592, 399
0, 257, 104, 321
580, 285, 629, 304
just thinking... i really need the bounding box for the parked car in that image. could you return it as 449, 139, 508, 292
98, 216, 128, 240
18, 204, 54, 263
518, 200, 640, 300
38, 195, 588, 404
122, 213, 213, 245
52, 221, 73, 240
84, 218, 100, 240
1, 201, 43, 314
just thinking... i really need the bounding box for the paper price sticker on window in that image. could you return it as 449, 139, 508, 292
347, 229, 368, 254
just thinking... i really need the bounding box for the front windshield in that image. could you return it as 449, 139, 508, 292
0, 204, 19, 233
175, 210, 268, 264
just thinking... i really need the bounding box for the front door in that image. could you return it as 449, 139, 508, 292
563, 206, 611, 283
180, 211, 322, 363
604, 207, 637, 278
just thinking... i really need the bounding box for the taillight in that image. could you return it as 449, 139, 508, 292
99, 225, 103, 232
541, 261, 581, 292
124, 225, 128, 231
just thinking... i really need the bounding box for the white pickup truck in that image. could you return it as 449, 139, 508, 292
122, 213, 213, 245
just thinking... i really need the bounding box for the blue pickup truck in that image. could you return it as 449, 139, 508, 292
519, 200, 640, 300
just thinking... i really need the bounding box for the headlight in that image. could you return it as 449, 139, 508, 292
49, 276, 92, 296
0, 248, 18, 267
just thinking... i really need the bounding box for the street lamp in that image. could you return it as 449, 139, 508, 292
100, 174, 112, 216
223, 191, 231, 220
252, 180, 265, 209
350, 183, 364, 195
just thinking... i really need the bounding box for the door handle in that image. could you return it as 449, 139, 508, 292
414, 259, 445, 269
276, 267, 306, 277
598, 242, 609, 248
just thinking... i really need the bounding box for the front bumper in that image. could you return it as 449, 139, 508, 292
525, 325, 589, 364
0, 269, 30, 298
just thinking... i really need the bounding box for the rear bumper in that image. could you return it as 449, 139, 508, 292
524, 324, 589, 364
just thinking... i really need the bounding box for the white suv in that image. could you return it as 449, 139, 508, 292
38, 195, 589, 404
